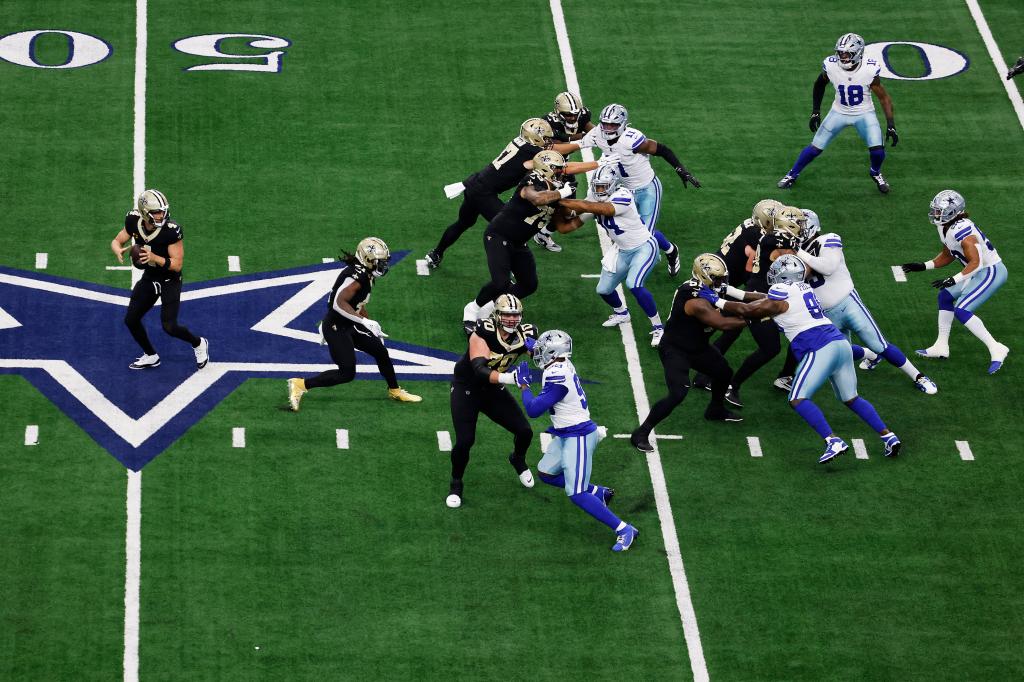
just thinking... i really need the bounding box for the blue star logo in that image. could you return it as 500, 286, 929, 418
0, 253, 458, 470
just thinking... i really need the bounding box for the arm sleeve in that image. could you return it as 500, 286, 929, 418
653, 142, 686, 171
470, 356, 493, 383
521, 383, 569, 418
812, 72, 829, 112
796, 245, 842, 276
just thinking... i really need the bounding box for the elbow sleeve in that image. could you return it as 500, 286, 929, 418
470, 357, 492, 382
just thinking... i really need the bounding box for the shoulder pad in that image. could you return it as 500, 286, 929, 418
127, 209, 141, 218
521, 323, 538, 339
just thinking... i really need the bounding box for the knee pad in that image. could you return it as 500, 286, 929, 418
954, 307, 974, 324
937, 288, 955, 310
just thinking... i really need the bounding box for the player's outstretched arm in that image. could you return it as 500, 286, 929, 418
685, 294, 748, 331
638, 139, 700, 187
902, 247, 955, 273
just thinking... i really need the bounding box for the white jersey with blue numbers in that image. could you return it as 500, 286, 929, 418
823, 55, 880, 116
939, 218, 1002, 269
542, 359, 593, 432
579, 126, 656, 190
799, 233, 854, 309
593, 187, 650, 250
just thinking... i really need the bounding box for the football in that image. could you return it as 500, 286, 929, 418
130, 244, 148, 269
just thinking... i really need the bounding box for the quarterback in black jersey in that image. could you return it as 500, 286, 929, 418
446, 294, 539, 509
631, 254, 747, 453
543, 91, 594, 143
424, 118, 554, 269
287, 238, 421, 410
110, 189, 208, 370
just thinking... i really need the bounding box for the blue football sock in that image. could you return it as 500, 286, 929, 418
793, 400, 833, 439
600, 292, 623, 310
880, 344, 908, 367
869, 146, 886, 175
851, 344, 866, 361
954, 308, 974, 324
654, 230, 672, 251
571, 491, 623, 530
937, 288, 955, 311
630, 287, 659, 318
789, 145, 822, 176
847, 396, 887, 434
539, 472, 566, 488
588, 484, 609, 500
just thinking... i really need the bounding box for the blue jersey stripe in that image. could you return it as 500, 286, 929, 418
954, 227, 972, 241
768, 293, 788, 301
631, 135, 647, 150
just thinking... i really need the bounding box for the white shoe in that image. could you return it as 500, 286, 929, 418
193, 337, 209, 369
602, 311, 630, 327
518, 469, 535, 488
989, 343, 1010, 375
129, 353, 160, 370
650, 326, 664, 347
533, 231, 562, 253
915, 345, 949, 359
445, 494, 462, 509
914, 374, 938, 395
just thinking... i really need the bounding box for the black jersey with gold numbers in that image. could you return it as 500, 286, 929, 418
125, 211, 184, 281
715, 218, 762, 287
464, 137, 543, 195
487, 175, 556, 245
323, 263, 374, 328
663, 279, 716, 352
745, 231, 792, 293
453, 319, 539, 385
544, 107, 592, 142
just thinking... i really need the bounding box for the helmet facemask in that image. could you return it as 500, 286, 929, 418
492, 294, 523, 334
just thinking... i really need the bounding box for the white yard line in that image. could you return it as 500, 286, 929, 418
232, 427, 246, 448
227, 255, 241, 272
24, 424, 39, 445
890, 266, 906, 283
415, 259, 430, 276
436, 430, 452, 452
35, 253, 48, 269
965, 0, 1024, 131
335, 429, 349, 450
955, 440, 975, 461
746, 436, 762, 458
548, 2, 708, 679
852, 438, 869, 460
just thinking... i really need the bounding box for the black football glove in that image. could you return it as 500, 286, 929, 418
886, 124, 899, 147
932, 276, 956, 289
809, 111, 821, 132
901, 262, 926, 273
1007, 56, 1024, 80
675, 167, 701, 188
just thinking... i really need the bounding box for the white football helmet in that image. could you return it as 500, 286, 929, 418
492, 293, 524, 334
591, 163, 622, 200
598, 103, 629, 141
799, 208, 821, 244
768, 254, 808, 285
355, 237, 391, 277
533, 329, 573, 368
520, 118, 554, 147
553, 92, 584, 133
835, 33, 865, 71
137, 189, 169, 228
929, 190, 966, 226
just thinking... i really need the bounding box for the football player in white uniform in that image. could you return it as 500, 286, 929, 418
709, 255, 901, 464
514, 331, 638, 552
902, 190, 1009, 374
551, 103, 700, 277
789, 209, 937, 394
556, 164, 664, 346
777, 33, 898, 194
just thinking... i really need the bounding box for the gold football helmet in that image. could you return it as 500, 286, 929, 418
553, 92, 584, 133
520, 118, 554, 147
137, 189, 170, 228
531, 150, 566, 184
492, 293, 524, 334
355, 237, 391, 277
774, 206, 806, 242
692, 253, 729, 289
751, 199, 783, 231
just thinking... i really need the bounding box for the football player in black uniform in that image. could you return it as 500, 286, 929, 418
461, 151, 574, 334
544, 91, 594, 143
1007, 56, 1024, 80
630, 254, 747, 453
446, 294, 538, 509
425, 118, 559, 269
110, 189, 208, 370
287, 238, 421, 410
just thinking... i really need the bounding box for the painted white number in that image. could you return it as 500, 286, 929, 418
172, 34, 290, 72
0, 30, 112, 69
865, 41, 970, 81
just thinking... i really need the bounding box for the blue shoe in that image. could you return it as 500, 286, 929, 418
883, 433, 901, 458
988, 343, 1009, 374
612, 524, 638, 552
818, 436, 849, 464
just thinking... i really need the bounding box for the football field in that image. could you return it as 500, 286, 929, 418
2, 1, 1024, 679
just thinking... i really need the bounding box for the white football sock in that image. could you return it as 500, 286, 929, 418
462, 300, 480, 322
861, 348, 878, 361
934, 310, 954, 347
963, 315, 1000, 353
648, 313, 662, 327
477, 301, 495, 320
899, 359, 923, 380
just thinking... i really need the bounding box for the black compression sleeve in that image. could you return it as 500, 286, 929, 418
654, 142, 686, 172
812, 73, 828, 112
470, 356, 493, 382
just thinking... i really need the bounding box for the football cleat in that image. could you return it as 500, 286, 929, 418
508, 452, 535, 488
602, 311, 631, 327
446, 479, 464, 509
601, 486, 615, 506
630, 429, 654, 453
424, 249, 442, 269
725, 385, 742, 408
705, 409, 743, 423
915, 345, 949, 360
612, 524, 639, 552
882, 433, 901, 458
871, 173, 891, 194
287, 378, 307, 411
777, 174, 797, 189
388, 387, 422, 403
129, 353, 160, 370
859, 354, 882, 371
650, 326, 664, 348
914, 374, 938, 395
193, 337, 209, 369
533, 231, 562, 253
693, 373, 712, 391
462, 320, 477, 337
818, 436, 849, 464
989, 343, 1009, 374
773, 376, 794, 392
666, 243, 681, 277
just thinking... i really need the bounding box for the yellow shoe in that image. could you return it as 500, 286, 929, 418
388, 387, 422, 403
287, 378, 307, 411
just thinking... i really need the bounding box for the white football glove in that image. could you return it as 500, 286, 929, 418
361, 319, 388, 338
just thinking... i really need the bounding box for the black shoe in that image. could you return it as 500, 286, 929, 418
463, 320, 477, 337
602, 487, 616, 506
692, 373, 712, 392
705, 409, 743, 423
425, 249, 442, 269
666, 243, 681, 277
445, 478, 464, 509
630, 429, 654, 453
871, 173, 890, 194
725, 385, 743, 408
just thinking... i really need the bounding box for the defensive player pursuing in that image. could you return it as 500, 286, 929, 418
555, 164, 664, 347
446, 294, 538, 509
110, 189, 209, 370
901, 190, 1009, 373
552, 103, 700, 276
711, 255, 901, 463
777, 33, 899, 194
287, 238, 421, 410
630, 254, 746, 454
514, 330, 638, 552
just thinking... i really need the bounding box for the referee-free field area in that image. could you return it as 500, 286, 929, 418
2, 1, 1023, 679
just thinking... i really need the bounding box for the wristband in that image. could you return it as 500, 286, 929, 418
953, 272, 965, 284
924, 260, 936, 270
714, 299, 727, 311
162, 257, 171, 270
498, 372, 516, 385
724, 285, 744, 300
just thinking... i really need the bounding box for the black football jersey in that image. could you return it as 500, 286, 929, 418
486, 175, 556, 245
745, 231, 796, 293
663, 279, 716, 351
464, 137, 542, 195
125, 211, 183, 281
715, 218, 762, 287
323, 263, 374, 327
453, 318, 538, 385
544, 107, 592, 143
